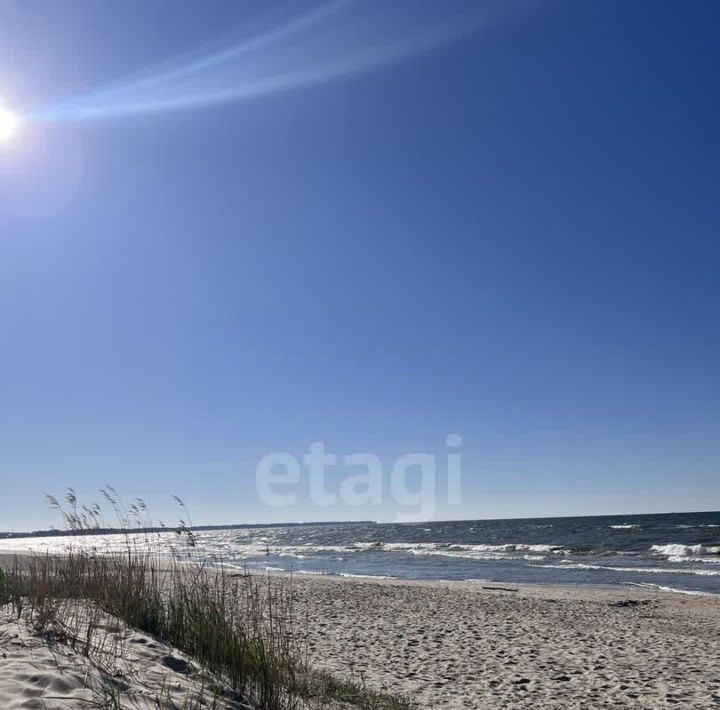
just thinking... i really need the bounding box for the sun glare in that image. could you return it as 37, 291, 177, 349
0, 105, 19, 143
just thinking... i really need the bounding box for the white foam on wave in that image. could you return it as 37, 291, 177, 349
305, 541, 569, 561
0, 532, 575, 564
452, 543, 561, 553
338, 573, 393, 579
623, 582, 714, 596
609, 524, 639, 529
266, 540, 570, 561
650, 544, 720, 558
668, 555, 720, 565
531, 562, 720, 577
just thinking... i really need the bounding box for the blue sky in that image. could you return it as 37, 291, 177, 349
1, 1, 719, 530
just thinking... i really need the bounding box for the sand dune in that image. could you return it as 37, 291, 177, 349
0, 602, 251, 709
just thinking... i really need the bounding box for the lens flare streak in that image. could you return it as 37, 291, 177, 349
26, 1, 520, 125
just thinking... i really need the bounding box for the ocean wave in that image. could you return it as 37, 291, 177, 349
623, 582, 714, 596
338, 573, 393, 579
449, 543, 562, 553
384, 541, 570, 560
650, 544, 720, 558
0, 534, 576, 563
370, 543, 525, 561
667, 556, 720, 565
609, 524, 639, 529
531, 562, 720, 577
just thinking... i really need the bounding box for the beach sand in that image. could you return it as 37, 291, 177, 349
0, 601, 251, 710
1, 556, 718, 709
287, 574, 720, 709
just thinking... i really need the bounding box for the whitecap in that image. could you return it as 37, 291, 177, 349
623, 582, 714, 596
338, 573, 392, 579
531, 562, 720, 577
650, 544, 720, 558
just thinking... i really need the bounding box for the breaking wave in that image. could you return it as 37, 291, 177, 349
650, 544, 720, 558
531, 561, 720, 577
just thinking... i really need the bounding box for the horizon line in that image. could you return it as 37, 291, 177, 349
2, 508, 719, 539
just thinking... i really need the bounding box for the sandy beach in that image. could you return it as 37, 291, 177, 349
2, 550, 719, 709
289, 574, 720, 709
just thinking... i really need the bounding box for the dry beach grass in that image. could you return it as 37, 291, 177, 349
0, 550, 417, 710
0, 490, 415, 710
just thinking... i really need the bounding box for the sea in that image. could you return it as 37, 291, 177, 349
1, 511, 719, 595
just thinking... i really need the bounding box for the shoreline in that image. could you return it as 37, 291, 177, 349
272, 568, 720, 597
3, 549, 718, 598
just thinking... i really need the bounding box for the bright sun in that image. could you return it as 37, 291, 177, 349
0, 105, 19, 143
